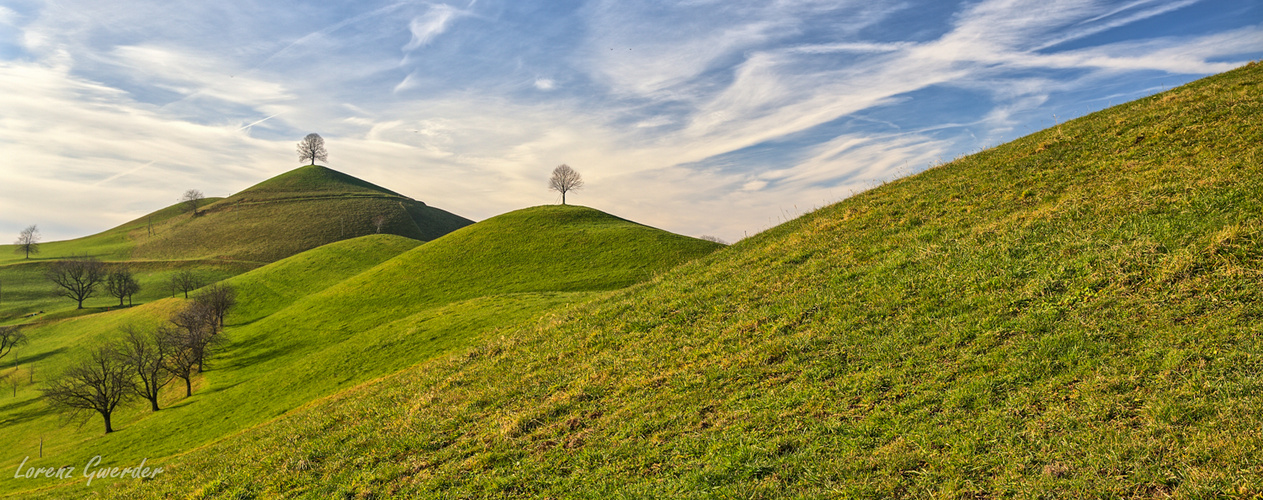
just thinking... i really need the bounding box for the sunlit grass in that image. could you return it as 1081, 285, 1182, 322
64, 62, 1263, 498
0, 206, 719, 497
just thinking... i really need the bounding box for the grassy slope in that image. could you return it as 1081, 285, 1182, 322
130, 166, 473, 262
92, 63, 1263, 498
0, 235, 420, 494
0, 165, 472, 323
0, 199, 256, 325
0, 199, 217, 266
2, 209, 719, 497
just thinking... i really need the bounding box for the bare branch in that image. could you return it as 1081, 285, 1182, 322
13, 225, 40, 259
116, 325, 172, 412
549, 164, 584, 205
46, 258, 107, 309
297, 133, 328, 166
41, 345, 134, 434
0, 326, 26, 362
181, 189, 205, 216
105, 265, 142, 308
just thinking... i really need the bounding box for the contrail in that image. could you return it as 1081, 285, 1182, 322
94, 160, 156, 186
237, 112, 284, 131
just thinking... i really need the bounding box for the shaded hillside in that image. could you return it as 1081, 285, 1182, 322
1, 208, 721, 498
93, 63, 1263, 498
130, 166, 473, 262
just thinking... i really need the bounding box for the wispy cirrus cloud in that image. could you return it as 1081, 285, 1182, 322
403, 4, 462, 51
0, 0, 1259, 243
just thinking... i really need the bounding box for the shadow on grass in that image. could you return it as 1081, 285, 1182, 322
0, 347, 68, 370
0, 396, 57, 427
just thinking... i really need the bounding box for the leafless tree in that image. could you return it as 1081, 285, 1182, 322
297, 133, 328, 166
115, 325, 171, 412
372, 214, 388, 234
46, 258, 107, 309
169, 270, 203, 299
105, 266, 142, 307
698, 235, 728, 245
41, 346, 133, 434
0, 326, 26, 363
194, 283, 236, 331
549, 164, 584, 205
181, 189, 205, 217
13, 225, 40, 259
168, 301, 221, 374
157, 326, 198, 398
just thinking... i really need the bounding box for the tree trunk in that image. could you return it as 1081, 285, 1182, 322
77, 298, 84, 309
102, 412, 113, 434
184, 377, 192, 397
562, 192, 566, 205
149, 397, 160, 412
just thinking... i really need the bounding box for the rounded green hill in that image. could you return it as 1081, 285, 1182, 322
130, 166, 473, 262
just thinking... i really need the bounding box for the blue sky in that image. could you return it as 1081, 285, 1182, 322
1, 0, 1259, 242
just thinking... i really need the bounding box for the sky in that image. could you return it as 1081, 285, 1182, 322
0, 0, 1259, 243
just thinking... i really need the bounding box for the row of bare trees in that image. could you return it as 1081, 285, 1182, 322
42, 283, 236, 433
43, 259, 142, 309
41, 258, 209, 309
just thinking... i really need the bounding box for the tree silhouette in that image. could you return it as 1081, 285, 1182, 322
46, 258, 107, 309
116, 325, 171, 412
0, 326, 25, 363
13, 225, 40, 259
181, 189, 205, 216
42, 346, 133, 434
549, 164, 584, 205
105, 265, 141, 307
297, 133, 328, 166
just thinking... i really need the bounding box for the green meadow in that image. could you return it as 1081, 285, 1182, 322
67, 62, 1263, 498
0, 204, 719, 498
0, 61, 1259, 498
0, 166, 472, 324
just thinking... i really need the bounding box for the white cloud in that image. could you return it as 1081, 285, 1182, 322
1, 0, 1259, 244
0, 6, 18, 26
403, 4, 464, 51
394, 71, 419, 93
0, 60, 287, 238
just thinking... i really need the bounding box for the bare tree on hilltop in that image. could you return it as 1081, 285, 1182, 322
297, 133, 328, 166
181, 189, 205, 216
549, 164, 583, 205
13, 225, 40, 259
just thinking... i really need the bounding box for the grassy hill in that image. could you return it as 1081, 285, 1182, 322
0, 166, 472, 324
0, 207, 720, 497
63, 62, 1263, 498
130, 165, 473, 262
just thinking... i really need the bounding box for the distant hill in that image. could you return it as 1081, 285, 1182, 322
0, 165, 472, 323
0, 206, 721, 498
131, 165, 473, 262
84, 63, 1263, 497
